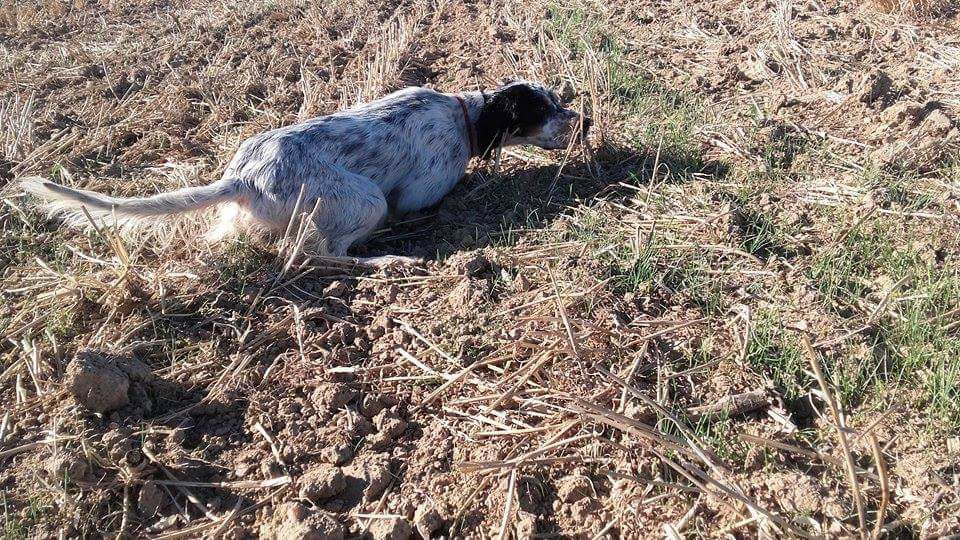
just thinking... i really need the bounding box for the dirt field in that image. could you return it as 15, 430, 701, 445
1, 0, 959, 538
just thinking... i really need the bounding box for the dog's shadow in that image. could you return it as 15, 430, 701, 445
356, 141, 727, 260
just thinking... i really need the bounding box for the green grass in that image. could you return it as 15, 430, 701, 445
761, 126, 807, 173
1, 492, 41, 540
746, 312, 807, 403
661, 261, 725, 315
736, 207, 790, 259
876, 269, 960, 427
860, 164, 938, 212
213, 236, 271, 290
42, 302, 77, 341
544, 2, 705, 169
806, 212, 960, 426
0, 209, 75, 271
690, 412, 746, 462
808, 220, 916, 310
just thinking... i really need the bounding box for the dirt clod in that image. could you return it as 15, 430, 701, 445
516, 510, 538, 538
324, 280, 348, 298
413, 503, 443, 538
369, 517, 412, 540
4, 0, 959, 536
299, 464, 347, 504
344, 454, 393, 502
320, 442, 354, 466
360, 394, 385, 418
262, 502, 345, 540
65, 350, 130, 413
858, 69, 894, 106
46, 452, 88, 482
370, 409, 407, 449
317, 384, 358, 411
557, 475, 593, 504
456, 252, 491, 277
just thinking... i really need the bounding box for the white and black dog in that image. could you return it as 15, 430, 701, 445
22, 80, 590, 263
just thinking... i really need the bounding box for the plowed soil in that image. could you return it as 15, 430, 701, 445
1, 0, 959, 538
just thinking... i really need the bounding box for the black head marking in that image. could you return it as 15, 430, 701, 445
475, 82, 553, 158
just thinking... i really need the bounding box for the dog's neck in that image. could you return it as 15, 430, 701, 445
456, 91, 487, 158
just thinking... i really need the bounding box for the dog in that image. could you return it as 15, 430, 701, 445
22, 80, 590, 264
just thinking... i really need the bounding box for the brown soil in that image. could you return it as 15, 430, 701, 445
1, 0, 959, 538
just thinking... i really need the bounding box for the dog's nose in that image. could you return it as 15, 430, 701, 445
582, 116, 593, 133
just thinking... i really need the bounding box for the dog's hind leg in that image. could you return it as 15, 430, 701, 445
306, 171, 388, 257
204, 202, 243, 243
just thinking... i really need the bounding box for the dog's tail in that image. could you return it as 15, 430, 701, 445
20, 177, 238, 227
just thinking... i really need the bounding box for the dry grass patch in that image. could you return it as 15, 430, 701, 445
1, 0, 959, 538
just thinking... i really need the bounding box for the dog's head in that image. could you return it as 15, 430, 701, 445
475, 80, 591, 156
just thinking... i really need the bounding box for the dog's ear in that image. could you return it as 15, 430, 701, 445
475, 88, 519, 158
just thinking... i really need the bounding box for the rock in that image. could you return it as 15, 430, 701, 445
299, 464, 346, 503
369, 517, 411, 540
557, 475, 593, 504
138, 481, 163, 517
65, 350, 130, 413
262, 502, 344, 540
413, 503, 442, 538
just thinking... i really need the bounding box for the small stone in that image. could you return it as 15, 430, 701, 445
138, 481, 163, 518
65, 350, 130, 413
369, 517, 411, 540
299, 464, 346, 503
